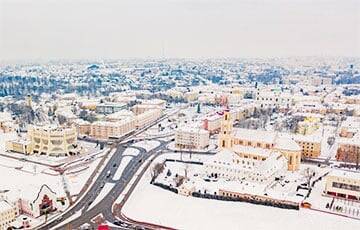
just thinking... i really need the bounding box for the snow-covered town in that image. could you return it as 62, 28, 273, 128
1, 1, 360, 230
0, 60, 359, 229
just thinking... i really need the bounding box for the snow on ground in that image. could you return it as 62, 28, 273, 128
88, 182, 114, 210
66, 157, 103, 195
0, 131, 110, 214
123, 160, 360, 230
52, 210, 82, 229
305, 168, 360, 219
0, 155, 65, 201
123, 147, 140, 157
132, 140, 160, 151
113, 156, 133, 181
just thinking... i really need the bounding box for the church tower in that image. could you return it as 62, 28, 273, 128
26, 95, 32, 108
219, 110, 233, 149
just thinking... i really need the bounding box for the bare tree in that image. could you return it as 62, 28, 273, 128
151, 162, 165, 180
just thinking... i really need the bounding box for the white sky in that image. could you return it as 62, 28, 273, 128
0, 0, 359, 61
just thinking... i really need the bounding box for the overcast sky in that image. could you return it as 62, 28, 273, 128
0, 0, 359, 61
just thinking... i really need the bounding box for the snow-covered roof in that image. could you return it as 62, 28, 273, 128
328, 170, 360, 181
338, 136, 360, 146
176, 125, 208, 135
275, 136, 302, 152
0, 200, 13, 212
232, 145, 272, 158
233, 128, 277, 144
106, 109, 134, 120
254, 152, 287, 177
206, 149, 237, 164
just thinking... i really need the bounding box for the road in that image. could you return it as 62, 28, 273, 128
37, 111, 179, 230
57, 140, 169, 230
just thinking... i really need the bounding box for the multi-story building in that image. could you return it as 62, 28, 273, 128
336, 135, 360, 164
324, 170, 360, 200
6, 125, 79, 156
202, 113, 222, 134
73, 119, 91, 136
292, 134, 322, 158
134, 108, 162, 128
90, 118, 136, 140
339, 117, 360, 138
0, 199, 17, 230
255, 89, 293, 109
175, 126, 209, 150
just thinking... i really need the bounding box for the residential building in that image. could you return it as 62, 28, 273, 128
134, 108, 162, 128
255, 89, 293, 109
175, 126, 210, 150
89, 118, 136, 140
292, 134, 322, 158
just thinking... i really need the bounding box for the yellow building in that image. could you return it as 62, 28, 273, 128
218, 110, 233, 149
6, 125, 78, 156
134, 108, 162, 129
0, 199, 17, 230
28, 125, 78, 156
292, 134, 322, 158
5, 140, 31, 155
73, 119, 91, 136
219, 111, 301, 171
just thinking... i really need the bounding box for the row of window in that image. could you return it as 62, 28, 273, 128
332, 182, 360, 192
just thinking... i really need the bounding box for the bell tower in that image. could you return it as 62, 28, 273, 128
219, 110, 233, 149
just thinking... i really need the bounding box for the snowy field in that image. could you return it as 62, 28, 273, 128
123, 147, 140, 157
123, 159, 360, 230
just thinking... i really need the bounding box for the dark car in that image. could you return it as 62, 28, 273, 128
113, 220, 123, 226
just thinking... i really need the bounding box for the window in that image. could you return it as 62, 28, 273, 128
332, 182, 360, 192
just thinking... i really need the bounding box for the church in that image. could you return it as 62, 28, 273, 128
218, 110, 301, 172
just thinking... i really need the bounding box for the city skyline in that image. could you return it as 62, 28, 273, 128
1, 0, 359, 61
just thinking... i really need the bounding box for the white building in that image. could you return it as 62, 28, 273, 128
324, 170, 360, 201
204, 149, 287, 184
175, 126, 210, 150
